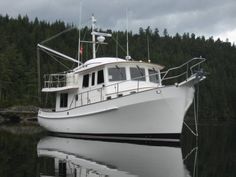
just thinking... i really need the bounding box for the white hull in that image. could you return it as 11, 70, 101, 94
38, 85, 195, 136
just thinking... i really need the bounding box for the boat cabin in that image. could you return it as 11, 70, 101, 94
42, 57, 164, 112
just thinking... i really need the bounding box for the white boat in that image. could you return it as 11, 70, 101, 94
37, 15, 206, 139
37, 136, 193, 177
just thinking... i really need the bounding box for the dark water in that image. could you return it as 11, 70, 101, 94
0, 123, 235, 177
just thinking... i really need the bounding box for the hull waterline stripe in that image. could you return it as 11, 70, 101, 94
50, 132, 181, 140
49, 132, 181, 147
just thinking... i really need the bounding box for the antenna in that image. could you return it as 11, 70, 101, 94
125, 9, 131, 60
92, 14, 96, 59
77, 2, 82, 65
116, 32, 118, 57
147, 34, 150, 62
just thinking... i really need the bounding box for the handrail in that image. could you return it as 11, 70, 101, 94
75, 57, 206, 97
69, 95, 76, 109
161, 72, 187, 81
75, 72, 161, 107
161, 57, 206, 82
43, 73, 79, 89
42, 57, 206, 111
76, 73, 158, 98
73, 57, 206, 102
44, 73, 67, 76
44, 80, 67, 88
44, 73, 67, 88
190, 58, 206, 73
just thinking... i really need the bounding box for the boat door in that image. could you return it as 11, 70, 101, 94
79, 69, 105, 106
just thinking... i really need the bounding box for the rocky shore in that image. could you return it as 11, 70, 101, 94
0, 106, 38, 124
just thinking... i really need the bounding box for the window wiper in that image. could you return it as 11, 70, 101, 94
136, 65, 144, 76
115, 65, 125, 79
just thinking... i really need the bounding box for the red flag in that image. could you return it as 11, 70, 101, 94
79, 47, 83, 55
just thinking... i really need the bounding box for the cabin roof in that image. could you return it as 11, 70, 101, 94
74, 57, 164, 73
84, 57, 126, 66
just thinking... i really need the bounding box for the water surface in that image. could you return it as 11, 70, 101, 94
0, 123, 235, 177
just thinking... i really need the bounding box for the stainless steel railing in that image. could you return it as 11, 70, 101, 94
44, 74, 67, 88
73, 57, 205, 107
47, 57, 206, 111
43, 73, 79, 89
68, 75, 157, 108
161, 57, 206, 83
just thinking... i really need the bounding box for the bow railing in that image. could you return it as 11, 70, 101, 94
161, 57, 206, 84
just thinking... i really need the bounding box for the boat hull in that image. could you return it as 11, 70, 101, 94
38, 84, 195, 137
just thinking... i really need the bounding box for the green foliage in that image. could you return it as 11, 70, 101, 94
0, 14, 235, 120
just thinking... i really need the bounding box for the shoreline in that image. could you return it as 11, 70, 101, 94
0, 105, 38, 124
0, 124, 45, 135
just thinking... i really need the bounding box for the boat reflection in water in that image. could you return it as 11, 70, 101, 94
37, 136, 196, 177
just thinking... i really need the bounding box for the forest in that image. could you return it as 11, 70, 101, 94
0, 14, 235, 121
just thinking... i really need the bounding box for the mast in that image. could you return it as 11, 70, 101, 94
125, 10, 131, 60
92, 14, 96, 59
37, 48, 41, 104
126, 12, 129, 57
77, 2, 82, 65
78, 15, 111, 59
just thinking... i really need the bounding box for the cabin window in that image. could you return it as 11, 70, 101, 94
97, 70, 104, 84
130, 67, 146, 81
75, 94, 78, 101
82, 74, 89, 88
91, 72, 95, 86
59, 161, 67, 177
60, 93, 68, 108
108, 67, 126, 81
148, 69, 159, 83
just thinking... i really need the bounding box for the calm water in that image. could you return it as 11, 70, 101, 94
0, 123, 235, 177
